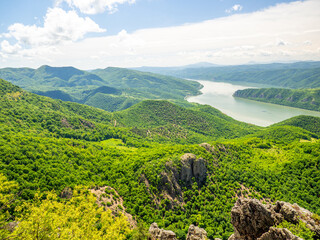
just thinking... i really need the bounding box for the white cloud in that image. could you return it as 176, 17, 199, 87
303, 40, 312, 45
57, 0, 136, 14
5, 7, 105, 48
0, 40, 21, 54
226, 4, 243, 14
1, 0, 320, 68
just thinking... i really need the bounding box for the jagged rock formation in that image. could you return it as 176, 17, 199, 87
229, 198, 320, 240
154, 153, 207, 206
186, 224, 207, 240
148, 222, 177, 240
148, 198, 319, 240
257, 227, 302, 240
180, 153, 207, 186
148, 223, 208, 240
230, 199, 276, 240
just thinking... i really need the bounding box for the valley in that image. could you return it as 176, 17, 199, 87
0, 77, 319, 239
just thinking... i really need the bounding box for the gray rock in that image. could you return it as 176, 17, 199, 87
193, 158, 207, 185
231, 198, 275, 240
186, 224, 207, 240
180, 153, 196, 186
257, 227, 302, 240
275, 201, 299, 224
180, 153, 207, 186
148, 222, 177, 240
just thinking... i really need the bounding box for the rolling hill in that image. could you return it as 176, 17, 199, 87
0, 66, 201, 112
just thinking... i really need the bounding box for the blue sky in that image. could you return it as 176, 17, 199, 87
0, 0, 319, 68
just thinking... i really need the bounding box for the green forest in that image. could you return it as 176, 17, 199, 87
0, 66, 201, 112
233, 88, 320, 112
1, 78, 320, 239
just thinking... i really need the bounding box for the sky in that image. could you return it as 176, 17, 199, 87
0, 0, 319, 69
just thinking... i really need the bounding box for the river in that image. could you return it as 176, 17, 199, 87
187, 80, 320, 127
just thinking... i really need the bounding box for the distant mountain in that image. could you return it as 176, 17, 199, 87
132, 62, 220, 74
135, 61, 320, 89
0, 65, 201, 112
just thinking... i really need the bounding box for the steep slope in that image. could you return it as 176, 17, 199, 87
233, 88, 320, 112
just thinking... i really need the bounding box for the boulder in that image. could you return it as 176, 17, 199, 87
186, 224, 207, 240
148, 222, 177, 240
257, 227, 302, 240
231, 199, 275, 240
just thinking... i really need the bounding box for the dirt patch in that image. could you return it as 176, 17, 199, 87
90, 186, 137, 228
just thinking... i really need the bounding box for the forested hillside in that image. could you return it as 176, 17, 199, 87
0, 79, 319, 239
233, 88, 320, 112
0, 66, 201, 112
136, 61, 320, 89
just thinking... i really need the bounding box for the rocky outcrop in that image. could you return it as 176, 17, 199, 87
148, 198, 319, 240
148, 222, 177, 240
156, 153, 207, 206
148, 223, 207, 240
274, 201, 299, 224
180, 153, 207, 186
231, 199, 275, 240
229, 198, 320, 240
274, 202, 320, 238
186, 224, 207, 240
257, 227, 302, 240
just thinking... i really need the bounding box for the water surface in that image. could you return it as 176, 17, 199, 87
187, 80, 320, 127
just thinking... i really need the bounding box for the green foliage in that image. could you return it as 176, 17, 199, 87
12, 188, 131, 240
233, 87, 320, 112
0, 174, 19, 239
277, 221, 315, 240
130, 222, 150, 240
0, 78, 319, 239
274, 115, 320, 136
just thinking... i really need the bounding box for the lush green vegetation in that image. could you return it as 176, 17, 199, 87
0, 78, 319, 239
137, 61, 320, 89
0, 66, 201, 112
233, 87, 320, 112
274, 115, 320, 136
